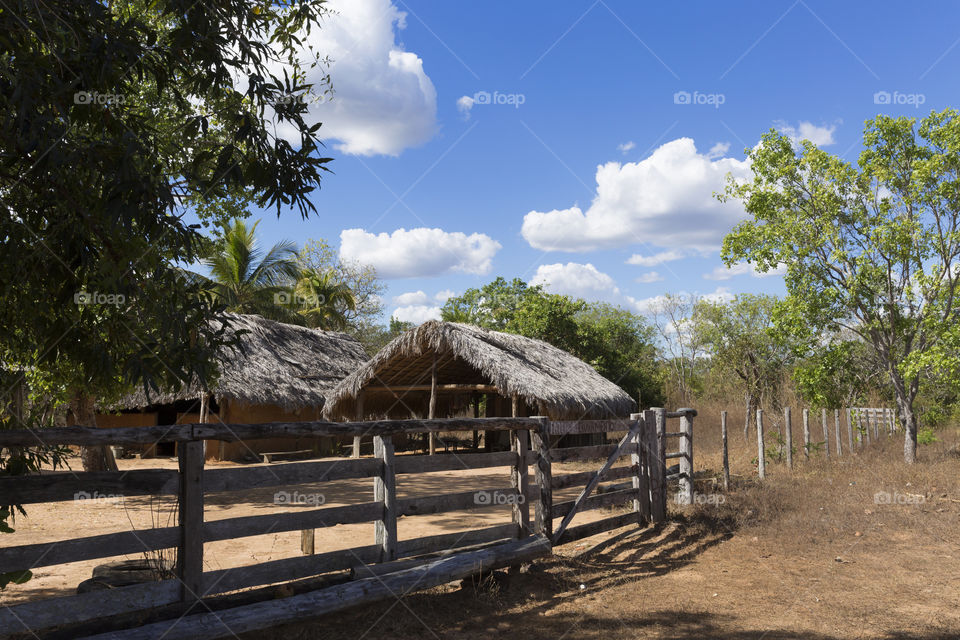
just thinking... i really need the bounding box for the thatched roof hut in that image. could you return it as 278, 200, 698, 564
324, 320, 635, 421
114, 313, 369, 412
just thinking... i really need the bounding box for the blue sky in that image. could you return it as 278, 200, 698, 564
241, 0, 958, 323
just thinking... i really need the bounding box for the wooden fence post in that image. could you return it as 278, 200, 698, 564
177, 439, 204, 601
648, 408, 667, 522
863, 409, 871, 445
530, 417, 552, 539
834, 409, 842, 457
721, 411, 730, 491
511, 428, 530, 537
846, 408, 854, 454
630, 413, 650, 524
784, 407, 793, 470
677, 409, 694, 506
373, 435, 397, 562
821, 408, 830, 459
802, 409, 811, 460
873, 409, 880, 441
756, 409, 766, 480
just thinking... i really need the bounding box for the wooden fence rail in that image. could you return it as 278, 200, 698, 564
0, 412, 696, 638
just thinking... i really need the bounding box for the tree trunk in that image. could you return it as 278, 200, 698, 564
899, 399, 918, 464
743, 395, 752, 442
889, 371, 918, 464
68, 390, 118, 472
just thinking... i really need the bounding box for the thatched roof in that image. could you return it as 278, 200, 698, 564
114, 313, 369, 411
324, 321, 635, 421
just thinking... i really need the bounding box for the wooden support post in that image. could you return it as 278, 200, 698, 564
352, 393, 364, 459
510, 428, 530, 537
721, 411, 730, 491
743, 396, 751, 442
530, 417, 552, 539
177, 440, 204, 601
756, 409, 766, 480
846, 408, 855, 454
834, 409, 842, 457
472, 394, 480, 449
873, 409, 880, 440
629, 413, 649, 524
373, 435, 397, 562
802, 408, 811, 460
649, 408, 667, 522
784, 407, 793, 470
677, 408, 694, 506
821, 408, 830, 459
863, 409, 871, 445
428, 356, 438, 455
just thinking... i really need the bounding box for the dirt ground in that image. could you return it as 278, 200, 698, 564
5, 422, 960, 639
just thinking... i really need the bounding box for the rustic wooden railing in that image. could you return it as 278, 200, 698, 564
0, 412, 694, 639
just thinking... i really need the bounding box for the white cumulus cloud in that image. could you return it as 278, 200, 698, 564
617, 141, 636, 154
703, 262, 787, 281
531, 263, 621, 301
271, 0, 438, 156
392, 304, 441, 324
521, 138, 753, 253
392, 290, 429, 305
456, 95, 475, 119
635, 271, 664, 284
340, 228, 501, 279
626, 249, 688, 267
775, 120, 837, 147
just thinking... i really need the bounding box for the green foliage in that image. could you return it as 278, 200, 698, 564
721, 109, 960, 461
793, 339, 878, 409
297, 239, 386, 330
693, 293, 793, 410
292, 268, 357, 330
203, 219, 302, 322
0, 0, 333, 406
917, 427, 938, 445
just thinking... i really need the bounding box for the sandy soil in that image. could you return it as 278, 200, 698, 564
0, 454, 614, 606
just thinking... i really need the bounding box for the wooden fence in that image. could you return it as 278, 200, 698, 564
750, 406, 896, 479
0, 409, 696, 639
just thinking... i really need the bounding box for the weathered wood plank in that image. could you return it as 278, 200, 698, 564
547, 419, 631, 436
531, 417, 552, 539
646, 409, 666, 523
821, 408, 831, 459
203, 502, 382, 543
178, 440, 204, 601
0, 417, 543, 447
204, 458, 381, 493
549, 443, 632, 463
803, 408, 811, 459
77, 536, 552, 640
511, 429, 530, 536
551, 464, 634, 490
0, 468, 178, 506
554, 512, 638, 546
201, 545, 382, 596
551, 488, 636, 519
0, 580, 181, 635
394, 488, 521, 517
665, 409, 698, 419
393, 450, 521, 474
756, 409, 766, 480
784, 407, 793, 469
721, 411, 730, 491
677, 409, 694, 505
374, 436, 397, 561
395, 523, 520, 559
629, 413, 645, 524
0, 527, 179, 572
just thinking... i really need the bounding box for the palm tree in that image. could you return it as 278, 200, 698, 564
203, 218, 301, 321
293, 267, 357, 330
